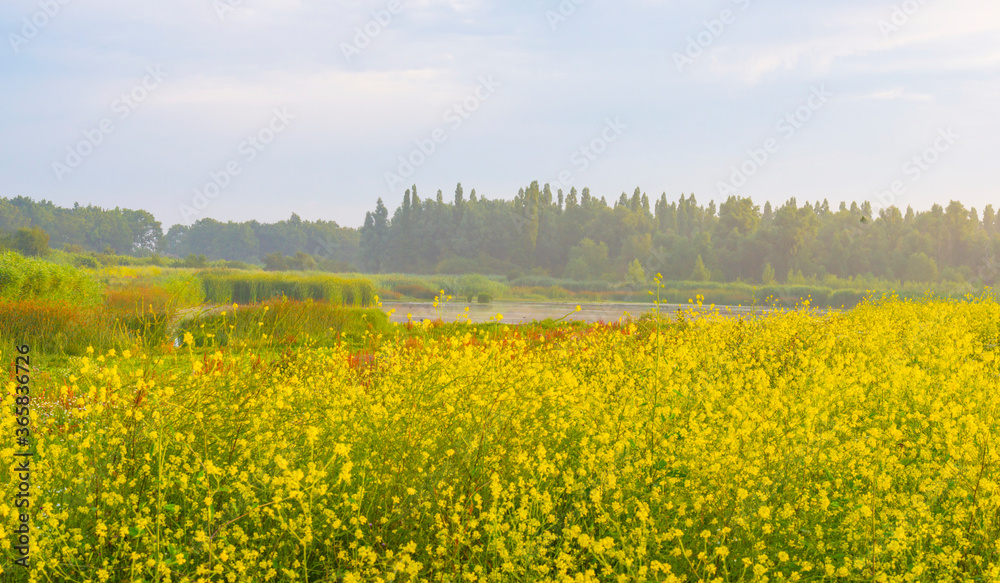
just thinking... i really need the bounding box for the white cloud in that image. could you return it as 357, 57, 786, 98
858, 88, 934, 102
689, 1, 1000, 83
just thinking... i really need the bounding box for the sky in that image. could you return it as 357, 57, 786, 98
1, 0, 998, 229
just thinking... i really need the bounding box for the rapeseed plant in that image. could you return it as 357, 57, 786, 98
2, 297, 1000, 581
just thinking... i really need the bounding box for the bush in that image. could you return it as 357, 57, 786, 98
457, 274, 496, 302
14, 226, 50, 257
828, 289, 868, 308
393, 283, 438, 301
317, 257, 357, 273
72, 255, 100, 269
211, 260, 253, 270
183, 254, 208, 268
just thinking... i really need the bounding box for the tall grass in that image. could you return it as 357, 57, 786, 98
197, 270, 377, 306
177, 299, 391, 350
0, 282, 196, 355
97, 266, 205, 307
0, 295, 174, 356
0, 295, 390, 356
0, 299, 104, 355
0, 251, 101, 304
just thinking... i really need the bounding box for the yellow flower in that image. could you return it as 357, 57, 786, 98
21, 295, 1000, 580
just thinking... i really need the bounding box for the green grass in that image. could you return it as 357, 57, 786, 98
0, 251, 102, 304
197, 270, 378, 306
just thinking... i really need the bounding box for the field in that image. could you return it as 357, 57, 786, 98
3, 292, 1000, 582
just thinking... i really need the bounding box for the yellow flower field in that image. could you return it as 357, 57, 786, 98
3, 297, 1000, 582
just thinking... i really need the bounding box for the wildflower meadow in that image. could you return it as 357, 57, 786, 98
2, 294, 1000, 582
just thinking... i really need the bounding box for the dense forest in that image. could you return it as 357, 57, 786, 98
3, 185, 1000, 285
367, 182, 1000, 286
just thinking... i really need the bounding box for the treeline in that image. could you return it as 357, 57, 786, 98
0, 197, 359, 270
360, 182, 1000, 285
7, 187, 1000, 286
164, 215, 359, 270
1, 196, 160, 255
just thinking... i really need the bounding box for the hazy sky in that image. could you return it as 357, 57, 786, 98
2, 0, 998, 228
